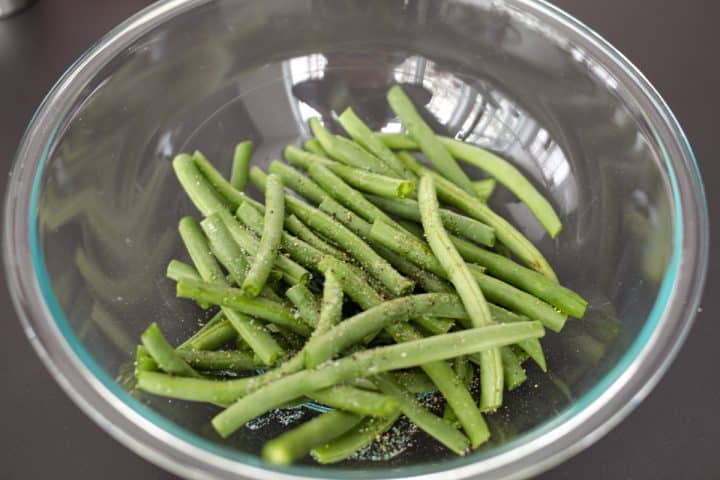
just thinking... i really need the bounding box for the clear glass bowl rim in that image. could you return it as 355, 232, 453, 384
2, 0, 709, 479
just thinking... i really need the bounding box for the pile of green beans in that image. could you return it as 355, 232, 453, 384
134, 86, 589, 466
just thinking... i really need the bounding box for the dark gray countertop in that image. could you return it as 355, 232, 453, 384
1, 1, 718, 478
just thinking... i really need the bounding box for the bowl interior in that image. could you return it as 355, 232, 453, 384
31, 0, 679, 476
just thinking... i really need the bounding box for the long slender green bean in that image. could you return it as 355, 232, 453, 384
378, 133, 562, 237
315, 270, 343, 335
366, 194, 495, 247
166, 259, 201, 282
141, 323, 199, 377
178, 217, 225, 284
192, 151, 251, 211
317, 256, 385, 309
268, 161, 326, 204
373, 374, 469, 455
338, 107, 410, 177
173, 154, 228, 216
309, 118, 395, 176
177, 313, 238, 352
387, 86, 475, 193
200, 213, 249, 285
306, 385, 400, 417
223, 309, 284, 365
230, 141, 253, 191
262, 410, 363, 465
135, 345, 158, 373
250, 167, 413, 296
211, 321, 544, 437
242, 174, 285, 296
311, 413, 401, 464
285, 146, 414, 198
398, 152, 558, 280
285, 284, 320, 327
136, 370, 251, 406
177, 349, 261, 372
395, 371, 437, 394
304, 293, 469, 368
176, 279, 312, 336
412, 316, 455, 335
443, 357, 474, 426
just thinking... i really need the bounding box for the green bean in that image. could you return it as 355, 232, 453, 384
316, 270, 344, 335
303, 138, 327, 156
285, 284, 320, 327
304, 293, 469, 368
178, 217, 225, 285
141, 323, 199, 377
309, 118, 395, 176
177, 349, 262, 372
366, 194, 495, 247
166, 259, 201, 282
449, 234, 587, 318
307, 385, 400, 417
192, 151, 250, 211
443, 357, 473, 426
200, 213, 249, 285
136, 370, 250, 406
369, 219, 566, 332
338, 107, 410, 176
211, 321, 544, 437
285, 146, 414, 198
173, 153, 228, 216
242, 174, 285, 296
216, 209, 310, 286
250, 167, 413, 296
284, 214, 347, 259
135, 345, 158, 373
177, 313, 238, 352
317, 256, 384, 309
499, 346, 527, 391
176, 279, 312, 336
230, 141, 253, 191
236, 202, 325, 271
387, 86, 475, 193
473, 178, 496, 201
311, 413, 401, 464
268, 161, 325, 204
483, 305, 547, 372
379, 133, 563, 237
223, 309, 284, 365
373, 374, 469, 455
397, 151, 558, 281
262, 410, 363, 465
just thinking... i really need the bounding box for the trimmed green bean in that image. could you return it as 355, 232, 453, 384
412, 316, 455, 335
136, 370, 250, 406
307, 385, 400, 417
373, 374, 469, 455
166, 259, 200, 282
366, 194, 495, 247
316, 270, 344, 335
211, 321, 544, 437
397, 151, 558, 280
192, 151, 249, 211
285, 146, 414, 198
395, 371, 437, 394
178, 217, 225, 284
285, 284, 320, 327
177, 313, 238, 351
317, 256, 385, 309
242, 173, 285, 296
304, 293, 469, 368
141, 323, 199, 377
173, 153, 228, 216
387, 86, 475, 193
230, 141, 253, 191
176, 278, 312, 336
224, 309, 284, 366
443, 357, 474, 426
284, 214, 348, 259
268, 161, 325, 204
338, 107, 410, 176
262, 410, 363, 465
135, 345, 158, 373
200, 213, 249, 285
177, 349, 261, 372
311, 413, 401, 464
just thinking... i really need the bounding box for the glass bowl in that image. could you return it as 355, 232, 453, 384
3, 0, 708, 479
